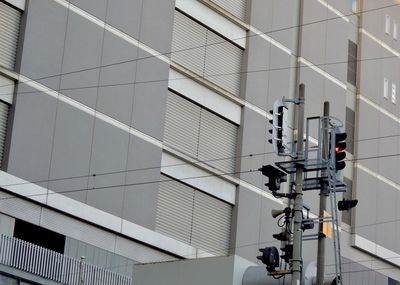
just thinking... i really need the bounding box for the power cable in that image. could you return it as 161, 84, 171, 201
0, 148, 398, 202
0, 53, 397, 101
0, 2, 398, 91
0, 1, 397, 282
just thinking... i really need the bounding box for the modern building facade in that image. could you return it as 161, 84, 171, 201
0, 0, 399, 284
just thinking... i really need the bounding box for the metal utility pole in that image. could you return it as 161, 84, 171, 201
291, 84, 305, 285
316, 102, 330, 285
79, 256, 85, 285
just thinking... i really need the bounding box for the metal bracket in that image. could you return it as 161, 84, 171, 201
282, 97, 305, 105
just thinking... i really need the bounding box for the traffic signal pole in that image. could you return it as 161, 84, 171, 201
291, 84, 305, 285
316, 102, 330, 285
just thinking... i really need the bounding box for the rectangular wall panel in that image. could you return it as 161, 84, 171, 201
191, 189, 232, 256
211, 0, 246, 21
164, 91, 238, 173
171, 10, 243, 96
155, 175, 194, 244
0, 101, 10, 169
197, 109, 237, 173
0, 1, 21, 70
163, 91, 201, 158
156, 175, 232, 255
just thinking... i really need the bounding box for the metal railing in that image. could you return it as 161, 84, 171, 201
0, 234, 132, 285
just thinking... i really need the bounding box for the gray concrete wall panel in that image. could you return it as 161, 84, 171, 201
377, 136, 399, 184
359, 36, 382, 100
354, 170, 378, 243
123, 136, 161, 229
247, 0, 273, 33
106, 0, 143, 39
237, 107, 274, 187
375, 180, 397, 251
69, 0, 108, 21
266, 46, 291, 108
242, 33, 270, 109
60, 12, 103, 108
98, 31, 138, 125
132, 81, 168, 140
233, 186, 281, 262
301, 0, 328, 65
6, 0, 174, 238
18, 0, 68, 90
86, 118, 130, 217
132, 50, 169, 140
269, 0, 295, 50
139, 0, 175, 54
363, 1, 384, 38
325, 17, 349, 84
7, 85, 57, 187
47, 101, 93, 203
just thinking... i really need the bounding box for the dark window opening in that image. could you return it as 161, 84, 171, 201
13, 220, 65, 254
347, 40, 357, 86
345, 107, 355, 154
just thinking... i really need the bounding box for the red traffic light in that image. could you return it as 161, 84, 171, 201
333, 132, 347, 171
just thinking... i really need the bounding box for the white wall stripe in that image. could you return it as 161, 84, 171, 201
356, 163, 400, 192
358, 94, 400, 124
316, 0, 350, 23
8, 70, 285, 213
175, 0, 246, 48
352, 234, 400, 267
299, 57, 347, 90
168, 69, 242, 124
53, 0, 170, 65
248, 30, 347, 90
49, 0, 349, 120
0, 171, 205, 259
248, 26, 292, 55
161, 153, 236, 204
3, 0, 25, 10
17, 73, 163, 148
361, 28, 400, 58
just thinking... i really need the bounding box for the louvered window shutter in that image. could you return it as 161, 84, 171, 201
164, 91, 237, 172
164, 91, 201, 158
197, 109, 237, 173
0, 1, 21, 70
211, 0, 247, 21
0, 101, 9, 168
171, 11, 243, 96
156, 175, 232, 255
191, 190, 232, 255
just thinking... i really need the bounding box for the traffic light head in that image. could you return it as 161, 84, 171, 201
258, 165, 287, 192
280, 244, 293, 264
257, 247, 280, 272
338, 199, 358, 211
331, 131, 347, 171
268, 100, 287, 155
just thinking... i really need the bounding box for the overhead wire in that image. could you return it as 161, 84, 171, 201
0, 2, 398, 92
0, 1, 399, 280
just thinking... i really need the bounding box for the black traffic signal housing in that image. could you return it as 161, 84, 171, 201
330, 132, 347, 171
268, 100, 287, 154
280, 244, 293, 264
338, 199, 358, 211
272, 231, 290, 242
258, 165, 287, 192
257, 246, 280, 272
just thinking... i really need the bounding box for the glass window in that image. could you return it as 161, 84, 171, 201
384, 78, 389, 99
348, 0, 357, 13
0, 274, 18, 285
386, 14, 391, 34
391, 83, 396, 104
